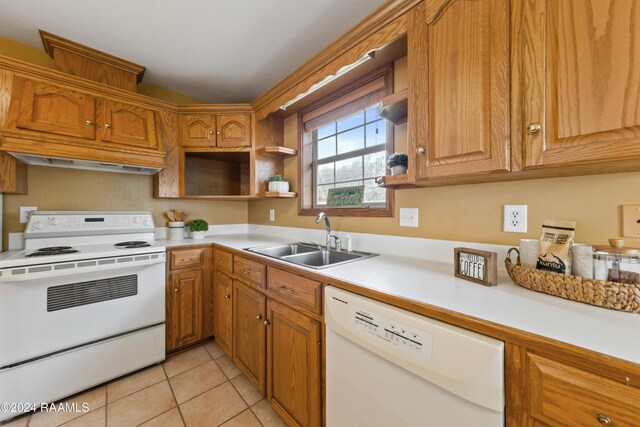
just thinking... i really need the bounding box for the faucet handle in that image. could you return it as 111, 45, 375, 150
329, 234, 342, 252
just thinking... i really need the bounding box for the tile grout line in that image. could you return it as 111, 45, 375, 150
161, 362, 188, 427
227, 380, 267, 427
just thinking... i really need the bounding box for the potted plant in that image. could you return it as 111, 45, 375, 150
387, 153, 408, 175
189, 219, 208, 239
268, 174, 290, 193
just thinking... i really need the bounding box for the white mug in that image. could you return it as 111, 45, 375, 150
519, 239, 539, 269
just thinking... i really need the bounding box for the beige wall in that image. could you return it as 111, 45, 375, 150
0, 37, 206, 104
247, 59, 640, 247
3, 167, 248, 247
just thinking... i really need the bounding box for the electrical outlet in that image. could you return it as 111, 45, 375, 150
20, 206, 37, 224
269, 208, 275, 222
399, 208, 419, 227
503, 205, 528, 233
622, 204, 640, 237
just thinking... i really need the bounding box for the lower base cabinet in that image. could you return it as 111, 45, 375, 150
214, 270, 234, 356
267, 299, 322, 427
233, 280, 267, 393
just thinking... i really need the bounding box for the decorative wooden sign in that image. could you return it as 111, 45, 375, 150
326, 185, 364, 208
454, 248, 498, 287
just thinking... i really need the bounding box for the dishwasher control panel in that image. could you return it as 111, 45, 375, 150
351, 305, 433, 359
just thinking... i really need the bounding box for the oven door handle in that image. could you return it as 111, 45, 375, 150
0, 254, 165, 283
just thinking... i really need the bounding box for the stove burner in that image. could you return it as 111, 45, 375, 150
115, 241, 152, 249
26, 249, 79, 257
37, 246, 73, 252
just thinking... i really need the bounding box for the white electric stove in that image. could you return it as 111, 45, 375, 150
0, 211, 166, 422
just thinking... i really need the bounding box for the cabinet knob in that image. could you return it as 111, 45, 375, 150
216, 131, 221, 135
174, 288, 178, 292
527, 122, 541, 134
209, 130, 214, 134
596, 414, 612, 426
85, 120, 93, 126
264, 319, 270, 326
415, 147, 426, 155
217, 259, 224, 264
256, 314, 263, 320
104, 123, 111, 129
225, 293, 230, 300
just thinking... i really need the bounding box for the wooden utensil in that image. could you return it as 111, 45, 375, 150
182, 211, 191, 221
175, 209, 184, 221
166, 210, 176, 221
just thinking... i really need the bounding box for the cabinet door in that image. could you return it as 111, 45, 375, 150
519, 0, 640, 168
99, 99, 158, 150
408, 0, 510, 178
167, 269, 203, 351
14, 77, 96, 139
214, 271, 234, 356
182, 115, 216, 147
267, 299, 321, 427
233, 280, 267, 394
216, 114, 251, 147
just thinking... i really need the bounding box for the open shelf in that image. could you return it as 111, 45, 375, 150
375, 173, 413, 188
377, 88, 408, 125
265, 191, 297, 198
184, 151, 251, 197
256, 146, 298, 157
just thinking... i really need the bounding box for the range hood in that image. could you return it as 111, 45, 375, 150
10, 153, 162, 175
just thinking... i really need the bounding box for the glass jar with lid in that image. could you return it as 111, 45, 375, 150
593, 239, 640, 284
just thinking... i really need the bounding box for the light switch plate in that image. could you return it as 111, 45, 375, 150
20, 206, 37, 224
269, 209, 275, 222
622, 205, 640, 237
399, 208, 419, 227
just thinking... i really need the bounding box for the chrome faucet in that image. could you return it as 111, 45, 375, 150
315, 212, 341, 251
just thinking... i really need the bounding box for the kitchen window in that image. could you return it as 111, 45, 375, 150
298, 65, 394, 217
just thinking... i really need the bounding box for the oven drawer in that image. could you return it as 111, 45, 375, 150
170, 248, 204, 269
234, 256, 266, 288
213, 248, 233, 274
267, 267, 322, 314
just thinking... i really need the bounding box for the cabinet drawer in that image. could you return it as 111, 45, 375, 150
213, 248, 233, 273
267, 267, 322, 314
170, 248, 204, 269
528, 353, 640, 426
234, 256, 266, 287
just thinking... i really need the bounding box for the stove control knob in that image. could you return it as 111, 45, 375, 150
34, 222, 45, 230
48, 218, 60, 226
142, 219, 150, 226
132, 217, 140, 224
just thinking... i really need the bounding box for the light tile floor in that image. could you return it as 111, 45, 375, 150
1, 341, 287, 427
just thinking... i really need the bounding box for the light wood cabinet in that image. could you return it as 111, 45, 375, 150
181, 114, 251, 148
98, 99, 158, 150
167, 269, 203, 350
233, 280, 267, 394
516, 0, 640, 169
266, 299, 322, 427
408, 0, 510, 179
214, 270, 234, 356
14, 77, 97, 139
166, 247, 212, 353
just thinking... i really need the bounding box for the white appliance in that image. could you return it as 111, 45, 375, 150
0, 211, 166, 422
10, 153, 162, 175
325, 286, 505, 427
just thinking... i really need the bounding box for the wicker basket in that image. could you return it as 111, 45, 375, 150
505, 248, 640, 313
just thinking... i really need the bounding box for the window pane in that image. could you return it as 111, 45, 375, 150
364, 179, 385, 203
317, 163, 334, 185
337, 111, 364, 132
335, 156, 363, 182
365, 106, 380, 123
366, 120, 386, 147
316, 184, 333, 205
317, 136, 336, 160
335, 180, 362, 188
337, 127, 365, 155
364, 151, 386, 178
317, 123, 335, 140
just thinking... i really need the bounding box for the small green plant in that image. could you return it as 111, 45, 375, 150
189, 219, 209, 232
387, 153, 408, 168
268, 174, 288, 182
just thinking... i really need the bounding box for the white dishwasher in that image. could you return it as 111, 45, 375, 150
325, 286, 504, 427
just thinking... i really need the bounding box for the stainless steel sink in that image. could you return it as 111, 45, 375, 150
245, 242, 320, 258
244, 242, 377, 269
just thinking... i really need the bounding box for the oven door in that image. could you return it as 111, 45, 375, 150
0, 256, 165, 368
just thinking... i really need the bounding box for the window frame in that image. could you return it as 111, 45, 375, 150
298, 64, 394, 218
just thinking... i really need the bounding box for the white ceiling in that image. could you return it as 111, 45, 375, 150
0, 0, 387, 103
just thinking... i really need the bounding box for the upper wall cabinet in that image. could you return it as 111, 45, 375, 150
408, 0, 510, 179
99, 99, 158, 150
517, 0, 640, 169
15, 78, 97, 139
181, 114, 251, 148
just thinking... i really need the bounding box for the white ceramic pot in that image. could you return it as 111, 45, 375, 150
269, 181, 290, 193
191, 231, 206, 240
168, 221, 185, 241
391, 165, 407, 175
